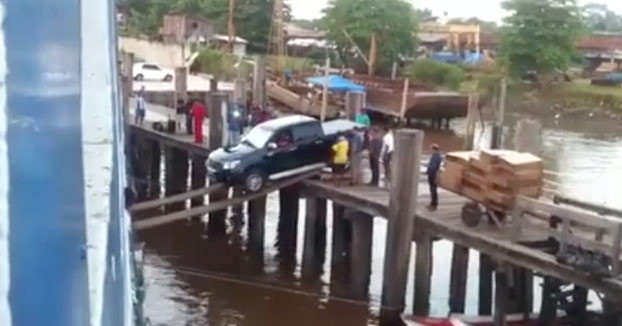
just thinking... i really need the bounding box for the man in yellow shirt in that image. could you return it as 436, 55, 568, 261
332, 135, 349, 186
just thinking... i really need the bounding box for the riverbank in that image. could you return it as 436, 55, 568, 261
509, 80, 622, 120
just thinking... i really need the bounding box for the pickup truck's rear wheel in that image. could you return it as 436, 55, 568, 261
244, 168, 266, 192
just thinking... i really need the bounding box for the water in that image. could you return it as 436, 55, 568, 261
140, 112, 622, 325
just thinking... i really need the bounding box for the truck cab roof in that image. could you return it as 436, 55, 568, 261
258, 115, 317, 130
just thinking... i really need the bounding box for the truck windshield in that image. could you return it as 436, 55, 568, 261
242, 125, 274, 148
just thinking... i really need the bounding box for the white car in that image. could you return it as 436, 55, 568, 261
133, 63, 173, 82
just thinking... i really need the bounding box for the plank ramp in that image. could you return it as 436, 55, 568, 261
303, 180, 622, 301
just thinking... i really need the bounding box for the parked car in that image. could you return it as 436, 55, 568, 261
207, 115, 363, 191
133, 62, 173, 81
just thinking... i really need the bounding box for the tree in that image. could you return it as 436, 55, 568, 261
500, 0, 585, 77
322, 0, 417, 75
582, 3, 622, 33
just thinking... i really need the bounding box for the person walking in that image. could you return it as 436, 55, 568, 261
426, 144, 443, 211
348, 128, 365, 185
381, 128, 394, 188
331, 135, 350, 187
135, 87, 146, 126
368, 126, 383, 186
175, 98, 188, 134
191, 99, 206, 144
227, 102, 243, 146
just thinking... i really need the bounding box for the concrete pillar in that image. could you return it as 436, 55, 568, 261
302, 197, 328, 281
348, 213, 373, 299
479, 254, 494, 315
413, 232, 433, 316
449, 244, 470, 313
380, 129, 424, 324
514, 119, 542, 154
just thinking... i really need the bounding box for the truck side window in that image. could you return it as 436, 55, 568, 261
293, 122, 321, 143
273, 130, 293, 148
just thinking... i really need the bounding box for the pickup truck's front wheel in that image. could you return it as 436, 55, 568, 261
244, 168, 266, 192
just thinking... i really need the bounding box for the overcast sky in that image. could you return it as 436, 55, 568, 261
289, 0, 622, 23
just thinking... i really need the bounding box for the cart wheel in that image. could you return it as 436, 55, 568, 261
462, 202, 483, 227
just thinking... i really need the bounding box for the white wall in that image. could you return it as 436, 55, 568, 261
119, 37, 183, 67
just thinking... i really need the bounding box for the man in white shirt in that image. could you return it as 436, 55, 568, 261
381, 128, 394, 188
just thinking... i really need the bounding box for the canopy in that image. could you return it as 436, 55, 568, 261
306, 75, 366, 92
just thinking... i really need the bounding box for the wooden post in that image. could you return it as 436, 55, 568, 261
208, 83, 228, 235
368, 33, 377, 76
248, 195, 267, 272
602, 295, 622, 326
277, 186, 301, 268
133, 136, 151, 201
175, 67, 188, 104
399, 78, 410, 122
380, 129, 424, 323
164, 147, 189, 212
514, 119, 542, 154
331, 203, 350, 277
233, 78, 246, 104
253, 56, 266, 106
538, 277, 560, 325
494, 265, 509, 326
190, 154, 207, 207
449, 244, 470, 313
391, 61, 398, 80
491, 79, 507, 149
149, 140, 161, 199
321, 57, 330, 122
514, 268, 534, 315
302, 196, 328, 281
464, 93, 478, 150
413, 232, 433, 316
349, 213, 373, 299
479, 254, 494, 315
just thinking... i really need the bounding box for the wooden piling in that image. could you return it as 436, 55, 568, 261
190, 154, 207, 207
208, 87, 228, 234
331, 203, 350, 275
479, 254, 494, 315
148, 140, 161, 198
449, 244, 470, 313
348, 213, 373, 299
164, 147, 189, 212
380, 129, 424, 324
248, 195, 267, 272
538, 277, 561, 325
494, 265, 509, 326
252, 56, 266, 105
413, 232, 433, 316
134, 136, 151, 201
278, 186, 301, 256
302, 196, 328, 281
602, 295, 622, 326
513, 268, 534, 315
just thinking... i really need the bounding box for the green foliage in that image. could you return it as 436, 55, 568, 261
322, 0, 418, 75
121, 0, 282, 53
582, 3, 622, 33
500, 0, 586, 77
267, 56, 314, 75
407, 59, 465, 90
191, 48, 238, 79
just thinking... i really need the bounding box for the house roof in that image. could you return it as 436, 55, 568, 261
578, 33, 622, 51
285, 23, 326, 39
212, 34, 248, 44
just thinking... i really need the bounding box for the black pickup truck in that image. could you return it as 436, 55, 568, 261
207, 115, 362, 191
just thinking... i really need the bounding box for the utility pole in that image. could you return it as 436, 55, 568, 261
268, 0, 285, 56
227, 0, 235, 53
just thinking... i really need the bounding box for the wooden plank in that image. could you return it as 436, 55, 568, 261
130, 183, 226, 212
135, 171, 320, 230
517, 196, 619, 230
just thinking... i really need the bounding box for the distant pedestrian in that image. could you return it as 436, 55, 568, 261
135, 87, 146, 126
331, 135, 350, 187
348, 128, 365, 185
185, 96, 193, 135
368, 126, 383, 186
355, 109, 371, 127
227, 102, 243, 146
191, 100, 206, 144
381, 128, 394, 188
426, 144, 443, 211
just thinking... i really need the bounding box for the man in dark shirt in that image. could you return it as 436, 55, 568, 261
426, 144, 443, 211
368, 126, 383, 186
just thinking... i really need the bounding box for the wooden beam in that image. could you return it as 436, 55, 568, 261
381, 129, 424, 322
449, 244, 470, 313
130, 183, 225, 213
321, 57, 330, 122
399, 78, 410, 121
413, 232, 433, 316
135, 171, 319, 230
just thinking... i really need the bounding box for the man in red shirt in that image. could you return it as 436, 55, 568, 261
191, 100, 206, 144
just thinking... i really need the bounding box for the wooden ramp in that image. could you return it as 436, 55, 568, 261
266, 81, 339, 117
303, 180, 622, 301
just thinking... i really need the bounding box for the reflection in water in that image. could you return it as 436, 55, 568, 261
142, 112, 622, 325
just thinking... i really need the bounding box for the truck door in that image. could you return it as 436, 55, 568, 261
265, 128, 298, 175
292, 122, 324, 166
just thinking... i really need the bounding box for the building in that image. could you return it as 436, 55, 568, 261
418, 22, 481, 54
578, 32, 622, 63
160, 13, 215, 44
211, 34, 248, 57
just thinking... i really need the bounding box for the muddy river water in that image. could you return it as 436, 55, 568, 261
140, 112, 622, 326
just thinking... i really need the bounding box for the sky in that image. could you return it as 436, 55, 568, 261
289, 0, 622, 23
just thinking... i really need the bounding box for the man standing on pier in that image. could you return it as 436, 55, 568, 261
368, 126, 383, 186
191, 99, 206, 144
381, 127, 394, 188
426, 144, 443, 211
135, 86, 146, 126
